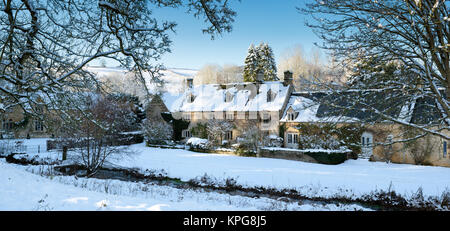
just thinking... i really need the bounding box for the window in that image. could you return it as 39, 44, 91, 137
361, 136, 372, 147
262, 113, 271, 124
287, 133, 298, 144
35, 105, 43, 114
182, 113, 191, 121
187, 93, 195, 103
182, 130, 192, 138
287, 111, 296, 121
361, 132, 374, 157
34, 120, 44, 132
224, 131, 233, 140
204, 112, 214, 120
444, 141, 448, 158
2, 119, 13, 131
226, 112, 234, 120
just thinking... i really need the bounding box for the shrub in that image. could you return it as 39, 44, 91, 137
234, 144, 257, 157
191, 123, 208, 139
296, 123, 364, 154
186, 137, 211, 151
303, 151, 348, 165
142, 119, 172, 145
263, 135, 283, 147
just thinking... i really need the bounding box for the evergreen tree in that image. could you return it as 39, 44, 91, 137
243, 43, 278, 82
243, 44, 259, 82
348, 56, 419, 90
258, 43, 278, 81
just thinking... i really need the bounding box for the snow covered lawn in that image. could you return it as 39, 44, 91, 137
1, 139, 449, 210
116, 143, 450, 199
0, 159, 366, 211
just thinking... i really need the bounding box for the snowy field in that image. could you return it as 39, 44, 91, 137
119, 143, 450, 199
1, 138, 449, 211
2, 159, 368, 211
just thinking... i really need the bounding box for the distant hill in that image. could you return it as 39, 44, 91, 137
85, 66, 198, 106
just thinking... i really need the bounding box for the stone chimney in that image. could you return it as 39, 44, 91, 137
283, 71, 293, 87
186, 78, 193, 90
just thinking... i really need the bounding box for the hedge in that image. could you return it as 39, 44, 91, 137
303, 151, 348, 165
47, 133, 144, 151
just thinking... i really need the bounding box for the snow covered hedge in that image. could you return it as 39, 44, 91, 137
185, 137, 211, 151
303, 151, 349, 165
296, 123, 364, 154
142, 119, 172, 145
261, 147, 350, 165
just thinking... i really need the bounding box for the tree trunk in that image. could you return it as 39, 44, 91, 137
62, 146, 67, 161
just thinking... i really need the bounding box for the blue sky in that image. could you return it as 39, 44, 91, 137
102, 0, 323, 69
158, 0, 322, 69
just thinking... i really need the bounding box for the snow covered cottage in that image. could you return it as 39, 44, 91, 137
168, 71, 295, 143
279, 90, 450, 167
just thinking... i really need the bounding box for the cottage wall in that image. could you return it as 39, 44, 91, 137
1, 106, 56, 139
281, 121, 450, 167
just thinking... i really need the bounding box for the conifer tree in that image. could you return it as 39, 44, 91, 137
243, 43, 278, 82
243, 44, 259, 82
258, 43, 278, 81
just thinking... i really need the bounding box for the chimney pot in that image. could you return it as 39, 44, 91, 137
186, 78, 193, 89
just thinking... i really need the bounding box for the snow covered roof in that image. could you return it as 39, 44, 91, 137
280, 90, 436, 124
169, 81, 291, 112
280, 95, 359, 123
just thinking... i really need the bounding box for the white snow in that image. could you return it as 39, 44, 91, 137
1, 139, 449, 210
280, 96, 359, 123
96, 142, 450, 199
170, 82, 290, 112
185, 137, 209, 147
85, 66, 198, 108
262, 147, 352, 154
4, 159, 355, 211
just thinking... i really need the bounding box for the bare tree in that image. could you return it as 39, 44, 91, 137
61, 93, 142, 176
194, 63, 243, 85
194, 64, 223, 85
142, 119, 172, 145
0, 0, 237, 121
299, 0, 449, 140
206, 119, 233, 146
237, 121, 262, 153
277, 44, 331, 91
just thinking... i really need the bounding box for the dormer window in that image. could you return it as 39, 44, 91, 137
187, 93, 195, 103
225, 92, 234, 103
35, 105, 44, 114
287, 112, 296, 121
267, 89, 276, 102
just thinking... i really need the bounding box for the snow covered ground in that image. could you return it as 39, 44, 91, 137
1, 138, 449, 210
116, 143, 450, 199
4, 158, 366, 211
